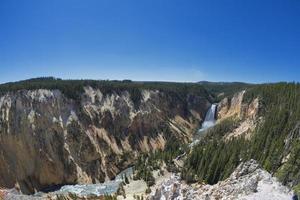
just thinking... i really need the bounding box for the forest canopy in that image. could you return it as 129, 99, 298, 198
0, 77, 212, 106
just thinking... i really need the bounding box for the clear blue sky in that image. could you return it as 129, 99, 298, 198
0, 0, 299, 83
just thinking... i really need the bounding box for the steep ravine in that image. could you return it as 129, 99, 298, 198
148, 89, 295, 200
2, 83, 298, 199
0, 86, 211, 194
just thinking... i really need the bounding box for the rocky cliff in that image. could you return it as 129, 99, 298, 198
149, 160, 293, 200
217, 90, 260, 121
216, 90, 261, 140
0, 86, 210, 194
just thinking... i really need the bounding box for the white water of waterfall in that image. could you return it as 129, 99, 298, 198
189, 104, 217, 147
199, 104, 217, 132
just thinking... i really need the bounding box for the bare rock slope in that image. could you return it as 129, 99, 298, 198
0, 86, 210, 194
149, 160, 293, 200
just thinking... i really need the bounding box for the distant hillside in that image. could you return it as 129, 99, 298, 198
198, 81, 254, 101
0, 77, 213, 104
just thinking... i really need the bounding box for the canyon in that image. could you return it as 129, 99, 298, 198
0, 80, 299, 200
0, 81, 210, 195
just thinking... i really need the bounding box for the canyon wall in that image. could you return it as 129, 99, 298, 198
0, 86, 210, 194
216, 90, 261, 140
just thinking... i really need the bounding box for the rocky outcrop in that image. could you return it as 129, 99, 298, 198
148, 160, 293, 200
217, 91, 246, 120
0, 87, 210, 194
217, 90, 259, 121
217, 90, 261, 140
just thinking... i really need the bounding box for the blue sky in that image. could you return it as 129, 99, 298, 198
0, 0, 299, 83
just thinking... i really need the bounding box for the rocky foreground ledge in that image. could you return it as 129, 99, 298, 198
0, 160, 295, 200
149, 159, 294, 200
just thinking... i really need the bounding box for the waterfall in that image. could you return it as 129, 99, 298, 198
199, 104, 217, 132
189, 104, 217, 147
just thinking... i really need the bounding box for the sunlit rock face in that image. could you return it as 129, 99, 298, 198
149, 160, 293, 200
216, 90, 261, 140
0, 87, 210, 194
217, 90, 246, 120
217, 90, 260, 122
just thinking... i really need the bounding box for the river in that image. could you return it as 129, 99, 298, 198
35, 167, 133, 197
